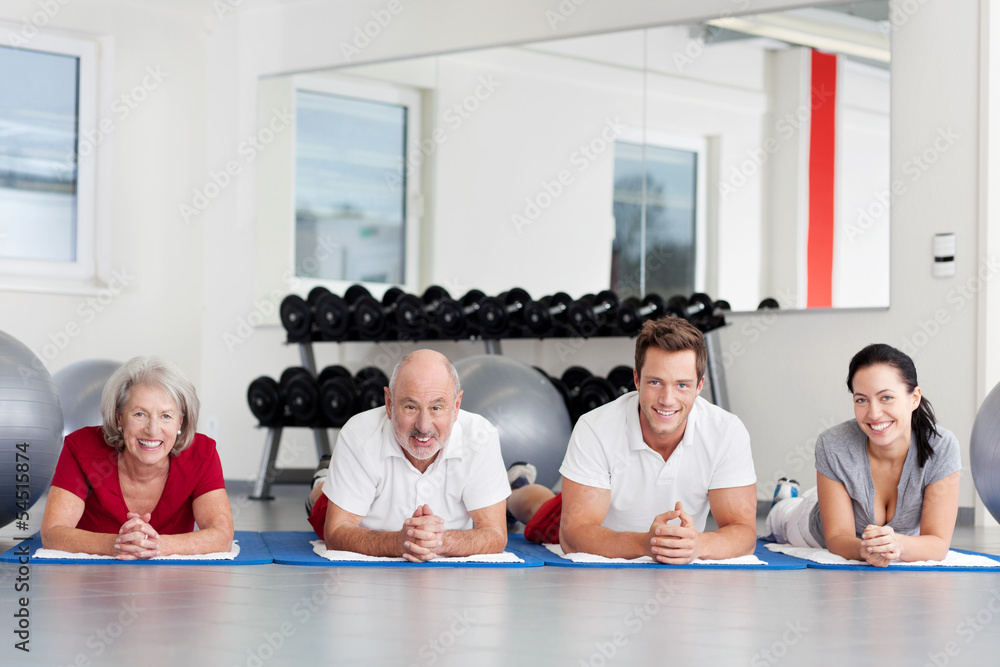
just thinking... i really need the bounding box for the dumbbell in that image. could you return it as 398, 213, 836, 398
560, 366, 619, 421
247, 375, 283, 426
523, 292, 573, 337
421, 286, 466, 339
280, 367, 321, 425
309, 287, 351, 341
606, 365, 636, 396
576, 375, 618, 416
318, 365, 356, 428
350, 286, 426, 340
615, 293, 666, 335
476, 288, 532, 338
560, 366, 593, 423
566, 290, 620, 337
279, 294, 313, 342
355, 366, 390, 410
665, 293, 728, 330
758, 298, 780, 310
453, 289, 487, 338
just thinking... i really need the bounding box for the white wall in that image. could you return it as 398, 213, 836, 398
0, 2, 207, 397
0, 0, 988, 515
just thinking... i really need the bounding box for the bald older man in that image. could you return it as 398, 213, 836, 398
306, 350, 510, 561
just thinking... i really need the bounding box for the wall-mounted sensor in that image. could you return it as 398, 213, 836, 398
933, 233, 956, 277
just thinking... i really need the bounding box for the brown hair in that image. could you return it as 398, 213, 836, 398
634, 317, 707, 380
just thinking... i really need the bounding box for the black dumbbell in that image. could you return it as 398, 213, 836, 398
351, 286, 426, 340
476, 288, 531, 338
355, 366, 390, 410
309, 287, 351, 341
665, 293, 728, 327
607, 365, 636, 395
758, 297, 780, 310
420, 286, 465, 339
280, 367, 321, 425
566, 290, 620, 337
247, 375, 283, 426
560, 366, 593, 422
576, 375, 618, 416
436, 289, 488, 339
279, 295, 312, 341
523, 292, 573, 337
616, 293, 666, 335
318, 365, 357, 428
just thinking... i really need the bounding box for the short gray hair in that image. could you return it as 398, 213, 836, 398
388, 351, 461, 400
100, 356, 200, 455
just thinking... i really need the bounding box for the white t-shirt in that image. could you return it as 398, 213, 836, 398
325, 407, 511, 531
559, 393, 756, 533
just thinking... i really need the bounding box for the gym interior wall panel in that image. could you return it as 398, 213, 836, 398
0, 0, 209, 408
763, 47, 811, 310
832, 60, 890, 309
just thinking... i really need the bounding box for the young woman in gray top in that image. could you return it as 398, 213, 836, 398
765, 343, 962, 566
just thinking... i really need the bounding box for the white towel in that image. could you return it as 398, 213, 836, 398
763, 543, 1000, 568
544, 543, 765, 565
32, 541, 241, 561
310, 541, 523, 563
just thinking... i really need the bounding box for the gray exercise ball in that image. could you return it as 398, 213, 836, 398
454, 355, 571, 489
971, 380, 1000, 524
54, 359, 120, 436
0, 329, 64, 529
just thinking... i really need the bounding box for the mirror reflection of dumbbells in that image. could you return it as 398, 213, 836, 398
664, 293, 730, 332
278, 285, 741, 342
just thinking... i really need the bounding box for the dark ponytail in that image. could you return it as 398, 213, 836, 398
847, 343, 938, 467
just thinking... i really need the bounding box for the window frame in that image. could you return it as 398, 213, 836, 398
613, 128, 708, 296
0, 31, 99, 285
254, 72, 423, 308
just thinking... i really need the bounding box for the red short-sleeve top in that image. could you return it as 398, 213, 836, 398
50, 426, 226, 534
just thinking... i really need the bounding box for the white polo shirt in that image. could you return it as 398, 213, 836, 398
325, 407, 511, 531
559, 393, 756, 533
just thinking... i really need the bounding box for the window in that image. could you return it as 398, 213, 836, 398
610, 135, 706, 300
0, 34, 97, 282
294, 90, 408, 284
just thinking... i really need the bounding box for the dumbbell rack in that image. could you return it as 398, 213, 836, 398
250, 342, 332, 500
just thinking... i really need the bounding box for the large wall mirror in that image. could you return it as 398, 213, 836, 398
255, 2, 890, 313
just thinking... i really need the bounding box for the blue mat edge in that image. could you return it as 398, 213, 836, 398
506, 535, 807, 569
0, 531, 273, 565
261, 531, 543, 567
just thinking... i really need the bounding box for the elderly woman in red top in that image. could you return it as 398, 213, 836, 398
41, 356, 233, 559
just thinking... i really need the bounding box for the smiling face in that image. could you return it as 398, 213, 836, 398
634, 347, 704, 453
851, 363, 921, 452
385, 351, 462, 471
118, 384, 182, 468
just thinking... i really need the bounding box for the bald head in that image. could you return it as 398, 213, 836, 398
385, 349, 463, 470
388, 350, 461, 401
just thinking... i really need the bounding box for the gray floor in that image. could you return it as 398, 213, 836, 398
3, 486, 1000, 666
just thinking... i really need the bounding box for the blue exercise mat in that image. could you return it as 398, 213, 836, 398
786, 547, 1000, 571
506, 535, 807, 569
261, 531, 543, 567
0, 531, 272, 565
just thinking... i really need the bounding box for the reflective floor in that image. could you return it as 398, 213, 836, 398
3, 485, 1000, 666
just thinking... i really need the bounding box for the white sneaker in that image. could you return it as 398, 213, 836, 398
507, 462, 537, 488
772, 478, 800, 507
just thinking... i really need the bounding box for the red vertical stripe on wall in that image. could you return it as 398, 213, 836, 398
807, 50, 837, 308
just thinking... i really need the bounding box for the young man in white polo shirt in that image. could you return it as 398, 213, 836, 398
306, 349, 510, 561
512, 317, 757, 563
